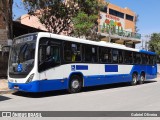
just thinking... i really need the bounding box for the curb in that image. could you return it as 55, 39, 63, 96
0, 90, 15, 94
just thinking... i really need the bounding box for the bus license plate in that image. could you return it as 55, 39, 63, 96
14, 86, 19, 90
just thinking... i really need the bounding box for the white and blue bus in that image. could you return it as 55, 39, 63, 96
8, 32, 157, 93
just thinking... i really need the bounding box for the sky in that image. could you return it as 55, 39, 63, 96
109, 0, 160, 36
13, 0, 160, 36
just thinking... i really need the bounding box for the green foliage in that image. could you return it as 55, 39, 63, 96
72, 11, 98, 38
22, 0, 108, 38
148, 33, 160, 55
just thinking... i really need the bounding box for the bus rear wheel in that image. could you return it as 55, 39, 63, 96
130, 73, 138, 86
68, 75, 82, 93
138, 73, 145, 84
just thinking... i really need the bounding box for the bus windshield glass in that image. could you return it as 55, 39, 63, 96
9, 34, 37, 77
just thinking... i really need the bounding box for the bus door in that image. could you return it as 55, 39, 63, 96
38, 38, 63, 83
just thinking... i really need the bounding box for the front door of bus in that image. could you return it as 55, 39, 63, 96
38, 38, 64, 91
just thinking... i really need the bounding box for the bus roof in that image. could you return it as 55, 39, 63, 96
15, 32, 156, 55
139, 50, 156, 55
38, 32, 139, 52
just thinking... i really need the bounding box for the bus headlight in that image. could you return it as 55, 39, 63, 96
26, 73, 34, 83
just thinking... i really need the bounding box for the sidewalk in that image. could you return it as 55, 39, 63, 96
0, 79, 13, 94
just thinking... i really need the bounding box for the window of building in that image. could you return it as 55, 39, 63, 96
109, 9, 124, 18
64, 42, 81, 62
84, 45, 98, 63
126, 14, 134, 21
99, 47, 112, 63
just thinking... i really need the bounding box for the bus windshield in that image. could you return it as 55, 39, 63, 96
9, 34, 37, 78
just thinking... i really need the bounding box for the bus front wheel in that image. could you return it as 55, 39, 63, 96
68, 75, 82, 93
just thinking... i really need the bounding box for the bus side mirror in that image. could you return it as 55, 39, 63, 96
2, 46, 10, 57
46, 46, 51, 56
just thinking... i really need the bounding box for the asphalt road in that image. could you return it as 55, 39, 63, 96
0, 77, 160, 119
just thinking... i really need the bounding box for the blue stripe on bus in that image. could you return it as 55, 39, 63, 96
105, 65, 118, 72
8, 73, 157, 93
76, 65, 88, 70
84, 74, 132, 87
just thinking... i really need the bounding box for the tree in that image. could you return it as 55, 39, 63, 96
0, 0, 13, 39
23, 0, 73, 34
71, 0, 109, 40
148, 33, 160, 56
72, 11, 98, 39
22, 0, 108, 37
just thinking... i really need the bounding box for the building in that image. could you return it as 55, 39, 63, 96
17, 1, 141, 48
99, 3, 141, 48
17, 14, 48, 32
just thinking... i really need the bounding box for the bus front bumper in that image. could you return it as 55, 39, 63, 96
8, 79, 68, 92
8, 81, 39, 92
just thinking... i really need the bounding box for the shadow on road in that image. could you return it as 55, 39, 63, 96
12, 80, 157, 98
0, 95, 11, 101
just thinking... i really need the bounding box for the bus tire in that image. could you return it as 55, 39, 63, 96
138, 73, 145, 84
68, 75, 82, 93
130, 73, 138, 86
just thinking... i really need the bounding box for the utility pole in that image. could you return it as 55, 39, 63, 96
144, 35, 151, 51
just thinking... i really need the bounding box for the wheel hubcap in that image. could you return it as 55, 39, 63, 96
141, 76, 144, 81
133, 76, 137, 84
72, 80, 79, 89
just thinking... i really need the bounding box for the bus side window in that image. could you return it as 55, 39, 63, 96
133, 53, 141, 64
84, 45, 98, 63
99, 47, 112, 63
124, 51, 133, 64
119, 50, 123, 64
146, 55, 149, 65
64, 42, 81, 62
154, 56, 157, 65
149, 55, 153, 65
142, 54, 147, 64
112, 49, 118, 63
149, 55, 156, 65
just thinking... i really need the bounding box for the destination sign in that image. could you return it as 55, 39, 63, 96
14, 34, 37, 45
